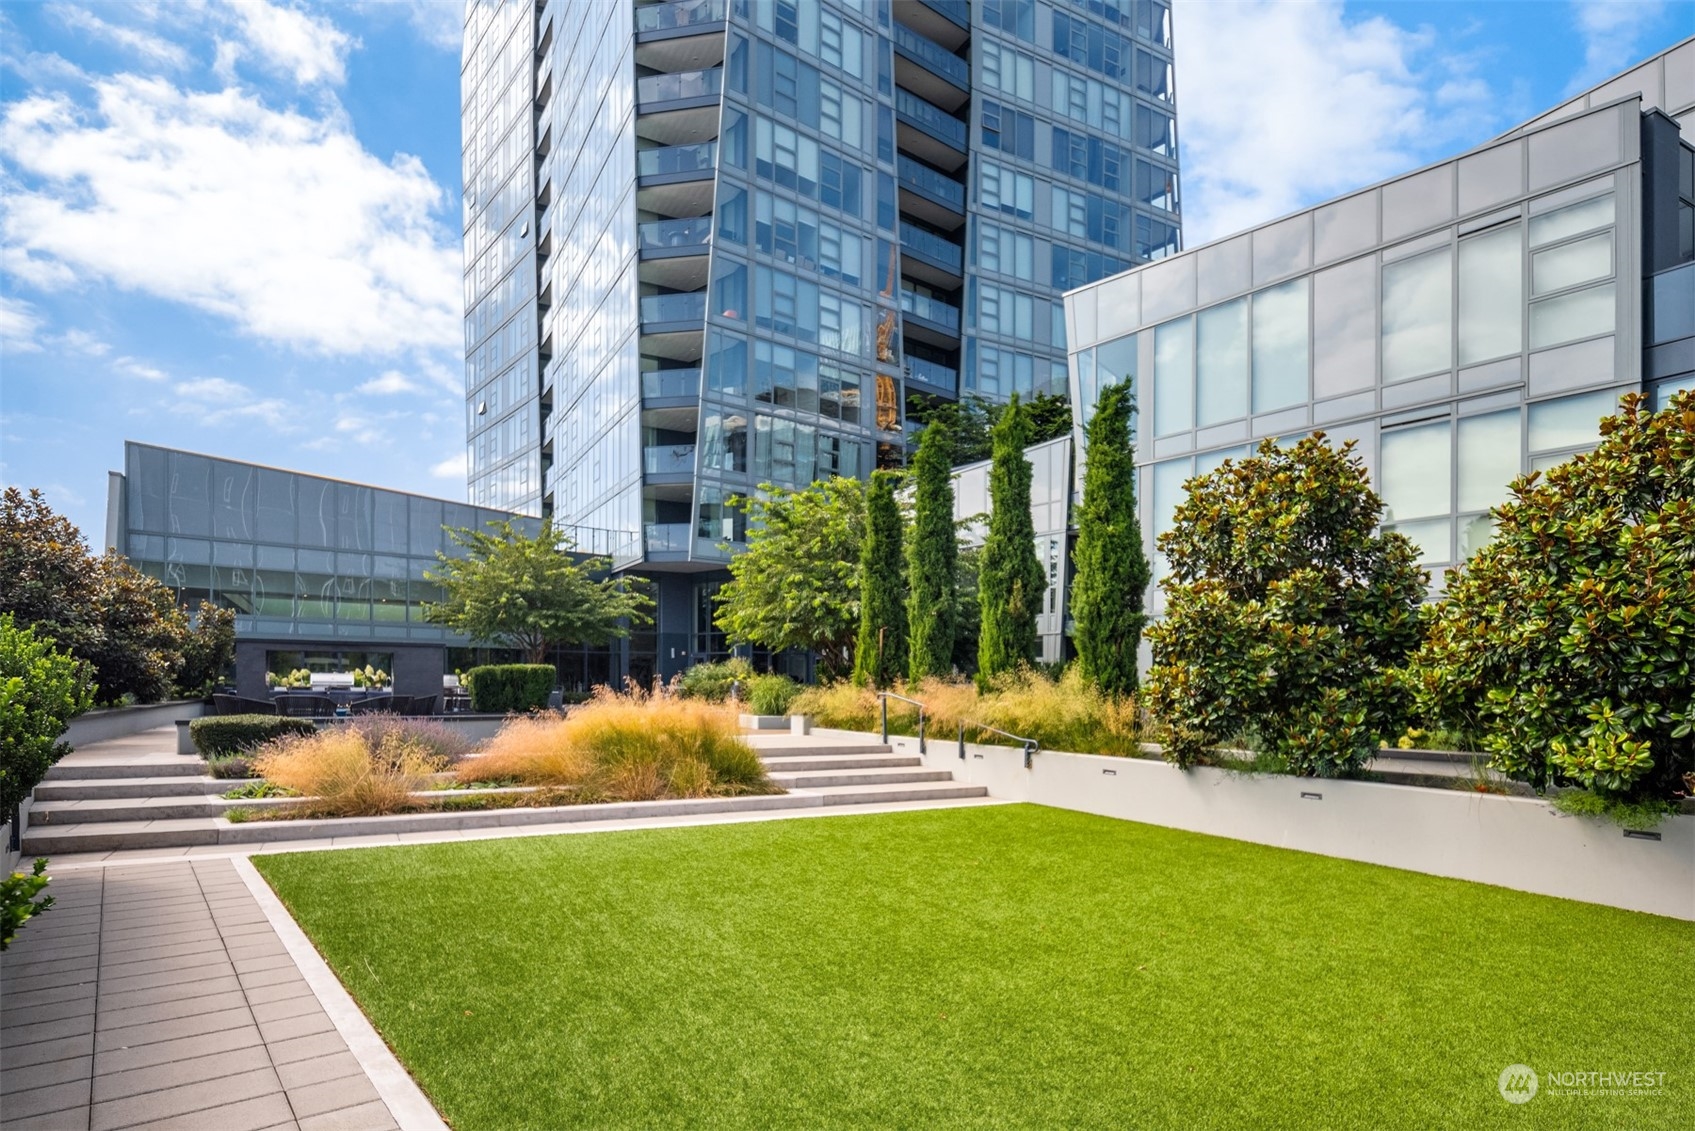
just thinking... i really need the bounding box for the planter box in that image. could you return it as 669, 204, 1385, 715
738, 714, 791, 731
829, 728, 1695, 922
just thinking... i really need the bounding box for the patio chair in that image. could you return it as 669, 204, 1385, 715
283, 694, 338, 718
348, 697, 398, 715
214, 694, 277, 716
401, 694, 438, 717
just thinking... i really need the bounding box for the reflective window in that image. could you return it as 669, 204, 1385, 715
1381, 247, 1452, 381
1196, 299, 1248, 426
1531, 231, 1612, 295
1390, 517, 1451, 567
1457, 410, 1520, 512
1096, 333, 1137, 394
1251, 279, 1309, 413
1252, 215, 1311, 284
1153, 317, 1193, 435
1528, 193, 1613, 247
1458, 225, 1523, 365
1529, 282, 1614, 349
1650, 264, 1695, 344
1529, 389, 1614, 452
1380, 420, 1452, 522
1313, 193, 1377, 265
1312, 257, 1376, 397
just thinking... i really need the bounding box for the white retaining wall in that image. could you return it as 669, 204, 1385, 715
838, 728, 1694, 921
63, 700, 207, 748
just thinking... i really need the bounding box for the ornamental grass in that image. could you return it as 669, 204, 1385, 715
252, 728, 453, 817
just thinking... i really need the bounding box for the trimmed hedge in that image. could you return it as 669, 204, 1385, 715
189, 715, 315, 758
464, 664, 556, 714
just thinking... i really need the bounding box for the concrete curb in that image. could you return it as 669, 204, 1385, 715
232, 855, 450, 1131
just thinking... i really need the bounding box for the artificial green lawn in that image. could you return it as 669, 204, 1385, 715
254, 805, 1692, 1130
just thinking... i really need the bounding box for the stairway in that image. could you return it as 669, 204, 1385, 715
23, 729, 990, 859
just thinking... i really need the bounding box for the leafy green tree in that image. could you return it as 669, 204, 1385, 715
0, 487, 98, 657
1411, 391, 1694, 806
715, 478, 867, 679
1070, 382, 1149, 696
976, 394, 1046, 688
852, 471, 908, 687
177, 601, 236, 697
952, 545, 982, 677
425, 519, 654, 664
1, 613, 95, 823
906, 419, 957, 682
83, 554, 188, 704
909, 393, 1072, 467
1145, 436, 1426, 776
1017, 392, 1075, 447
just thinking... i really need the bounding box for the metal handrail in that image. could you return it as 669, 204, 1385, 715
877, 691, 927, 754
958, 720, 1041, 769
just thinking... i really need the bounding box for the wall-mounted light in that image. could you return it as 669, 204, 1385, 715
1300, 791, 1323, 801
1624, 829, 1662, 841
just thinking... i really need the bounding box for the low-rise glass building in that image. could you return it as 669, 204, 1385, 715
1064, 41, 1694, 624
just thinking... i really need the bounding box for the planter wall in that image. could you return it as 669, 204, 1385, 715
840, 728, 1694, 921
62, 699, 208, 749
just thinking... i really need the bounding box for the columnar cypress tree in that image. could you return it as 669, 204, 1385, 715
976, 394, 1044, 688
852, 470, 908, 688
906, 418, 957, 682
1070, 381, 1150, 696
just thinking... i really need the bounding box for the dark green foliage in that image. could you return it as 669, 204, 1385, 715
1411, 392, 1694, 809
906, 419, 957, 682
463, 664, 557, 713
1145, 436, 1426, 776
177, 601, 236, 697
0, 487, 97, 650
189, 715, 316, 758
910, 393, 1072, 467
0, 614, 96, 820
853, 471, 908, 688
1070, 382, 1149, 696
746, 674, 802, 716
951, 545, 982, 677
976, 395, 1045, 688
426, 519, 653, 664
1, 859, 53, 951
677, 658, 754, 702
82, 553, 189, 704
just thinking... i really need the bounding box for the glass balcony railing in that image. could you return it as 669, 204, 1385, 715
634, 0, 726, 34
898, 222, 963, 273
637, 68, 723, 104
640, 293, 707, 324
905, 355, 959, 393
891, 24, 969, 88
917, 0, 970, 27
644, 523, 693, 552
644, 445, 697, 476
637, 141, 717, 177
638, 217, 713, 251
895, 89, 967, 150
899, 289, 961, 333
896, 155, 964, 210
642, 368, 702, 399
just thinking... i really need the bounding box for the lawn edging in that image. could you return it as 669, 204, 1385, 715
850, 728, 1695, 920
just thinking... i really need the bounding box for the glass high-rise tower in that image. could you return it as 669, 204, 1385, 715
460, 0, 1181, 682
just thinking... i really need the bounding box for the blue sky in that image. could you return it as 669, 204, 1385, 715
1, 0, 1690, 543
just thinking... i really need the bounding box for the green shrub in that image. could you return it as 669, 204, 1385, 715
0, 613, 96, 820
747, 674, 801, 717
190, 715, 316, 758
1145, 436, 1425, 777
464, 664, 556, 713
1411, 391, 1694, 812
207, 754, 259, 780
677, 658, 753, 702
1, 859, 53, 951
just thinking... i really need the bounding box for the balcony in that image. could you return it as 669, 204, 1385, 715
899, 289, 960, 335
892, 23, 968, 100
637, 140, 716, 179
640, 292, 707, 326
642, 368, 703, 400
895, 88, 967, 163
634, 0, 726, 34
644, 523, 693, 553
637, 67, 723, 105
896, 155, 965, 224
899, 221, 963, 277
644, 444, 697, 477
638, 216, 713, 252
904, 355, 959, 396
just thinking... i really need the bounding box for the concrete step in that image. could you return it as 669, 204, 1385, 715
745, 742, 895, 758
28, 796, 234, 825
33, 776, 238, 801
767, 768, 955, 789
756, 753, 923, 771
23, 818, 221, 855
43, 759, 207, 781
812, 781, 989, 805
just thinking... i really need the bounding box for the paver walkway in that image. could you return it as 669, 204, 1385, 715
1, 859, 400, 1130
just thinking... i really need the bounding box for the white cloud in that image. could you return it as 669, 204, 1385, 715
356, 369, 419, 395
430, 451, 466, 480
0, 75, 462, 358
176, 376, 250, 399
113, 356, 168, 381
1173, 0, 1500, 243
1568, 0, 1668, 91
352, 0, 462, 52
0, 295, 44, 352
214, 0, 357, 87
51, 5, 189, 69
